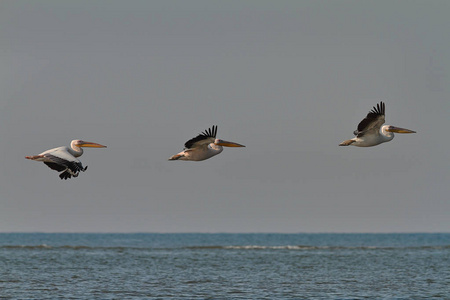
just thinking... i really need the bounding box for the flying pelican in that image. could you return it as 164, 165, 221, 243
169, 125, 245, 161
339, 101, 416, 147
25, 140, 107, 179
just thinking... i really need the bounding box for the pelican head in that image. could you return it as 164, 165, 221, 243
385, 126, 416, 134
73, 140, 107, 148
214, 139, 245, 147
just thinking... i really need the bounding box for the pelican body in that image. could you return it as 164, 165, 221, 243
169, 125, 245, 161
25, 140, 107, 179
339, 101, 415, 147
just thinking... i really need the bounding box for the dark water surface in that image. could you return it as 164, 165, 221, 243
1, 233, 449, 299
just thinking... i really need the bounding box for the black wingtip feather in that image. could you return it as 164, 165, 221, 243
184, 125, 218, 149
369, 101, 385, 116
59, 171, 71, 180
202, 125, 217, 138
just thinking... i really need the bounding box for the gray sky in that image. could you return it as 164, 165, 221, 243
1, 0, 449, 233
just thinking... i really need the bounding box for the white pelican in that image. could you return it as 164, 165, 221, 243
169, 125, 245, 161
339, 101, 416, 147
25, 140, 107, 179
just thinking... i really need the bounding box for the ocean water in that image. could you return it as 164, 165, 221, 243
1, 233, 449, 299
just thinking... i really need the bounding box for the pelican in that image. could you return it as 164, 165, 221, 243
25, 140, 107, 179
169, 125, 245, 161
339, 101, 416, 147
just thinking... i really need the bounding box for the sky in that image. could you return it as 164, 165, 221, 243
0, 0, 449, 233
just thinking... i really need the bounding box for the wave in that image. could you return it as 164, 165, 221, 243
2, 244, 53, 249
0, 245, 126, 250
189, 245, 450, 250
1, 244, 449, 251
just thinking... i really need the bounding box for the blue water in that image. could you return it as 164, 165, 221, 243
1, 233, 449, 299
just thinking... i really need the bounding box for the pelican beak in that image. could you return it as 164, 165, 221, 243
387, 126, 416, 134
78, 141, 107, 148
216, 140, 245, 147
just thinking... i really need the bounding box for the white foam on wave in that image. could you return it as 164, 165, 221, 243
224, 245, 322, 250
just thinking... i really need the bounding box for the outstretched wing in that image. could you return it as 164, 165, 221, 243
184, 125, 218, 149
354, 101, 386, 137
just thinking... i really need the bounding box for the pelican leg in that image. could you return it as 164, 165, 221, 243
168, 153, 184, 160
25, 155, 45, 160
339, 139, 356, 146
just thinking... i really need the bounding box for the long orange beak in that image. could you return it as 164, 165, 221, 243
387, 126, 416, 134
78, 141, 107, 148
216, 139, 245, 147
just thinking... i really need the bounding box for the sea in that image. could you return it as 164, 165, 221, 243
0, 233, 449, 299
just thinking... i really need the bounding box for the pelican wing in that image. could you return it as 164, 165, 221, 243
43, 162, 67, 172
42, 149, 86, 179
354, 101, 385, 137
184, 125, 218, 149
